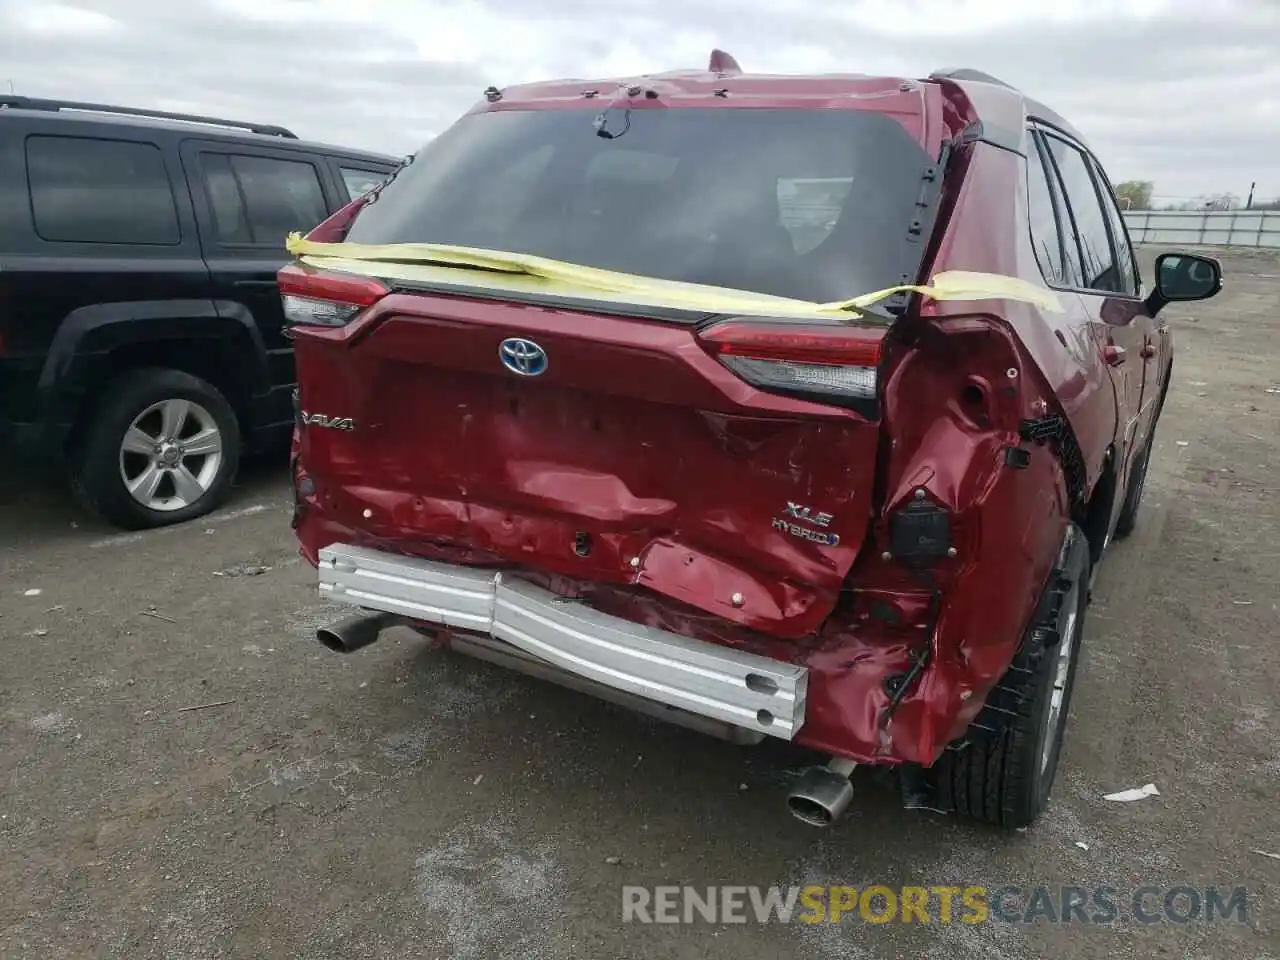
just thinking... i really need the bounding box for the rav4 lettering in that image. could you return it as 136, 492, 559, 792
301, 412, 355, 431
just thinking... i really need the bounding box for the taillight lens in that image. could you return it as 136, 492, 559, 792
697, 318, 886, 401
277, 263, 388, 328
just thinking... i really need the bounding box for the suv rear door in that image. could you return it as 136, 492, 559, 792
1029, 124, 1152, 486
180, 140, 344, 432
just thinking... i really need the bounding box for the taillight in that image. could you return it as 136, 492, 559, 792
697, 318, 886, 403
277, 263, 388, 328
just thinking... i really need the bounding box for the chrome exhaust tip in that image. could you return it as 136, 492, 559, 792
316, 611, 402, 654
786, 757, 857, 827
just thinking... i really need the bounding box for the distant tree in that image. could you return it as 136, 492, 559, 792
1113, 180, 1154, 210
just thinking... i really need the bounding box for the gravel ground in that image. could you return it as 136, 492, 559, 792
2, 246, 1278, 960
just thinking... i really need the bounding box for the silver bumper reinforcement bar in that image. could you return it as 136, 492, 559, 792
317, 543, 808, 741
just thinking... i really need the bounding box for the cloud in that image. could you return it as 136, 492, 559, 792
1, 0, 1275, 201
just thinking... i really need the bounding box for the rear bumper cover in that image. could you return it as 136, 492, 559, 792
318, 543, 809, 741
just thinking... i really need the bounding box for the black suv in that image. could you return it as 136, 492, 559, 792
0, 97, 399, 529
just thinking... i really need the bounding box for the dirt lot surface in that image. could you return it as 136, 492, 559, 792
2, 246, 1278, 959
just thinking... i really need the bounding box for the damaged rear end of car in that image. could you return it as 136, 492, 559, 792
285, 58, 1090, 830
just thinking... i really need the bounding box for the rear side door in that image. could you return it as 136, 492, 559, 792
179, 141, 344, 431
1033, 125, 1152, 486
1089, 153, 1164, 448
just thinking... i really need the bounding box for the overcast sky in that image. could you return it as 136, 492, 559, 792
1, 0, 1276, 202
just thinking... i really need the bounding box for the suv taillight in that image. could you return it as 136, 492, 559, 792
277, 263, 388, 328
696, 318, 886, 403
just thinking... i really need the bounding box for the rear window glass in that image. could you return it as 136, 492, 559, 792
26, 135, 179, 245
344, 107, 934, 303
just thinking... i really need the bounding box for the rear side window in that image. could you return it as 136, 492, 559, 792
343, 107, 937, 304
340, 167, 388, 200
1024, 139, 1071, 287
1042, 134, 1124, 294
199, 152, 327, 245
26, 135, 179, 245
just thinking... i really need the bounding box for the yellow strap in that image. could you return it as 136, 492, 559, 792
284, 234, 1063, 316
824, 271, 1065, 314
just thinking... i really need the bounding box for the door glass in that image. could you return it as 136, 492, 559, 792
202, 154, 328, 245
1088, 157, 1139, 296
1043, 135, 1122, 293
200, 153, 252, 244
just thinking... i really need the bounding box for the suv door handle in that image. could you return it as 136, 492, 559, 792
1140, 342, 1157, 359
1102, 344, 1126, 366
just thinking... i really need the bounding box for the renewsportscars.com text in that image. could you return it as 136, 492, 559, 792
621, 885, 1249, 925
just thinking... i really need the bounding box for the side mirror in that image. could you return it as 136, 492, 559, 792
1146, 252, 1223, 315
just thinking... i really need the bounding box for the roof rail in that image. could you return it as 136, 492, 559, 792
0, 95, 298, 138
708, 49, 742, 75
928, 68, 1016, 91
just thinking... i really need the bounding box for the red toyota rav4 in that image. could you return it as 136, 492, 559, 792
279, 56, 1222, 829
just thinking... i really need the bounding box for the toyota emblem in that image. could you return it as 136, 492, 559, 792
498, 337, 548, 377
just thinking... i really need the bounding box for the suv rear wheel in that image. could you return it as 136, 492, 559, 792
73, 368, 241, 530
937, 522, 1091, 828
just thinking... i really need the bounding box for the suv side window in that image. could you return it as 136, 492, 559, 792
26, 135, 180, 245
1041, 133, 1124, 294
1024, 137, 1072, 287
339, 167, 387, 201
198, 152, 328, 245
1088, 156, 1140, 296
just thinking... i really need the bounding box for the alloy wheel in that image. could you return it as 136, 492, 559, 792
117, 398, 224, 512
1040, 574, 1081, 777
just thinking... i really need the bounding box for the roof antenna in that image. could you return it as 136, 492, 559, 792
708, 49, 742, 75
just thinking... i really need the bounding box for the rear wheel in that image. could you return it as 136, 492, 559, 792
72, 368, 241, 530
938, 522, 1091, 829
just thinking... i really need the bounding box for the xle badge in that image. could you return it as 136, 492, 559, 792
772, 501, 840, 547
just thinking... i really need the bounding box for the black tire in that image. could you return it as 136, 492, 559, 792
937, 523, 1091, 829
1112, 438, 1152, 539
72, 368, 241, 530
